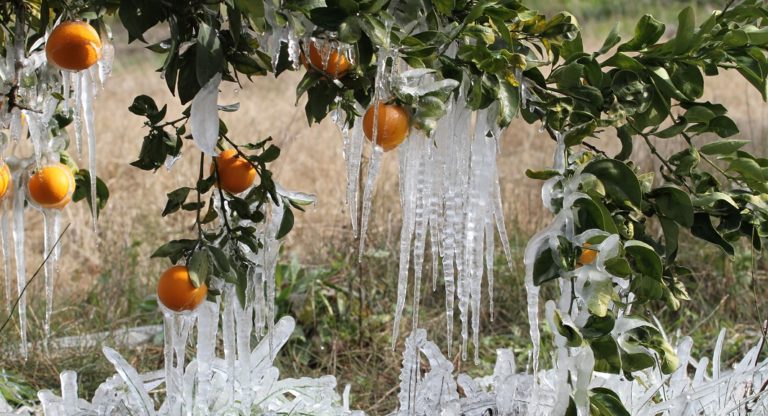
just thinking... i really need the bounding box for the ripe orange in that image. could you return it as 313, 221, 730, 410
211, 148, 257, 194
0, 163, 11, 200
46, 21, 102, 71
157, 265, 208, 312
27, 164, 76, 209
301, 41, 351, 78
577, 243, 598, 266
362, 103, 410, 151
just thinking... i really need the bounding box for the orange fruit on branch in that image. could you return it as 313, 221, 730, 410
363, 103, 410, 151
157, 265, 208, 312
211, 148, 257, 194
301, 41, 351, 79
46, 21, 102, 71
577, 242, 597, 267
27, 163, 76, 209
0, 163, 11, 200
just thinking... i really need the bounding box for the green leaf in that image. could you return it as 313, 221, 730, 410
691, 213, 735, 255
684, 106, 716, 123
525, 169, 559, 180
650, 187, 694, 227
582, 313, 615, 339
659, 217, 680, 260
618, 14, 665, 51
708, 116, 739, 138
583, 159, 642, 208
582, 275, 614, 317
533, 244, 560, 286
590, 388, 630, 416
196, 22, 224, 87
671, 63, 704, 100
496, 78, 520, 128
552, 308, 583, 347
605, 257, 632, 278
162, 187, 192, 217
187, 250, 209, 288
671, 7, 696, 54
590, 335, 622, 374
699, 140, 749, 156
72, 170, 110, 218
624, 240, 663, 280
598, 23, 621, 55
276, 205, 294, 239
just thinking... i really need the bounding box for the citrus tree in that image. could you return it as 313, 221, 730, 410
2, 0, 768, 414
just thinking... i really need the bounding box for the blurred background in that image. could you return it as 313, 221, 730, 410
3, 1, 768, 414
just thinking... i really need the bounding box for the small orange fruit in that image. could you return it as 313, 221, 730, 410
577, 243, 598, 267
301, 41, 351, 78
157, 265, 208, 312
46, 21, 102, 71
0, 163, 11, 200
362, 103, 410, 151
211, 148, 257, 194
27, 164, 76, 209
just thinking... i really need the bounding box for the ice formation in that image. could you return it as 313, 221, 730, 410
8, 192, 362, 416
383, 327, 768, 416
0, 20, 113, 351
337, 72, 511, 362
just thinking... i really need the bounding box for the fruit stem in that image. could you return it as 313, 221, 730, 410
212, 158, 233, 235
220, 134, 262, 174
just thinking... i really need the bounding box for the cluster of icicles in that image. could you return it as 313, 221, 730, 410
2, 201, 364, 416
388, 325, 768, 415
0, 20, 114, 358
329, 45, 511, 363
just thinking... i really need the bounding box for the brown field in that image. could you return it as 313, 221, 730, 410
3, 3, 768, 413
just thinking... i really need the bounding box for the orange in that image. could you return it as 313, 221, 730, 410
46, 21, 102, 71
0, 163, 11, 200
211, 148, 257, 194
156, 265, 208, 312
27, 164, 75, 209
577, 243, 598, 266
301, 41, 351, 78
362, 103, 410, 151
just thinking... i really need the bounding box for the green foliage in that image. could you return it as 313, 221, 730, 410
5, 0, 768, 411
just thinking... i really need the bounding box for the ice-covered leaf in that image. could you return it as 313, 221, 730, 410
190, 73, 222, 156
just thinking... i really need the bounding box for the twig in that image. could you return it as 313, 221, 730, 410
0, 223, 71, 335
212, 158, 233, 234
196, 153, 204, 240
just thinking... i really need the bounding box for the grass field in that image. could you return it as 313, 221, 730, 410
2, 1, 768, 414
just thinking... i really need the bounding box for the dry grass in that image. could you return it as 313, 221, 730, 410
2, 3, 768, 413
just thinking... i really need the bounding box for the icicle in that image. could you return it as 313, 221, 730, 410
42, 209, 57, 341
81, 69, 99, 233
97, 42, 115, 87
60, 370, 78, 413
162, 309, 196, 416
391, 136, 418, 348
222, 287, 237, 404
11, 172, 27, 359
61, 70, 71, 112
358, 146, 383, 260
194, 301, 218, 413
1, 201, 11, 315
410, 135, 428, 331
73, 71, 83, 157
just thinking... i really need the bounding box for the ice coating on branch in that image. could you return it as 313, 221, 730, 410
81, 69, 99, 232
1, 199, 11, 315
189, 73, 222, 156
11, 170, 28, 358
